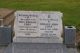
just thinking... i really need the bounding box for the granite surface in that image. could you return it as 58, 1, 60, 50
3, 43, 79, 53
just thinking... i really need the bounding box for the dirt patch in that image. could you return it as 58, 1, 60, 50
0, 8, 15, 18
0, 8, 15, 26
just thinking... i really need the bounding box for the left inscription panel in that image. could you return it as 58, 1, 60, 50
14, 12, 39, 37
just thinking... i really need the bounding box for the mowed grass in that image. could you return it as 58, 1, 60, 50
0, 0, 80, 28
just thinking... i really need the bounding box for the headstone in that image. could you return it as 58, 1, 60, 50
4, 11, 78, 53
13, 11, 63, 43
12, 11, 64, 53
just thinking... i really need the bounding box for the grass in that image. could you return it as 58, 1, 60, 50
0, 0, 80, 28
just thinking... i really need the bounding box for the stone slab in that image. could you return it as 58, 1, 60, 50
4, 43, 79, 53
12, 43, 65, 53
13, 11, 63, 43
13, 36, 63, 43
14, 11, 63, 37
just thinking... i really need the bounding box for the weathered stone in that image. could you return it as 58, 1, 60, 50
13, 11, 63, 43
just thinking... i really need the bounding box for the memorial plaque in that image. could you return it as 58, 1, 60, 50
13, 11, 63, 43
14, 11, 63, 37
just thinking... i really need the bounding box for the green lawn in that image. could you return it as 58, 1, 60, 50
0, 0, 80, 28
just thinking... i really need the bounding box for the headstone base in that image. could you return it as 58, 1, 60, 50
12, 43, 65, 53
13, 36, 63, 43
